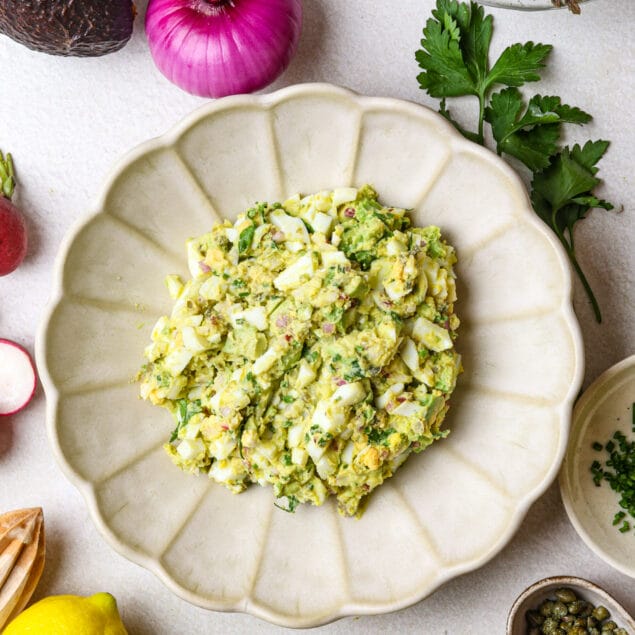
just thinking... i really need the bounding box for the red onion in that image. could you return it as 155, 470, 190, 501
198, 260, 211, 273
322, 323, 335, 334
145, 0, 303, 98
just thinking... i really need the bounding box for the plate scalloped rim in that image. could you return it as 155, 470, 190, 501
36, 83, 584, 628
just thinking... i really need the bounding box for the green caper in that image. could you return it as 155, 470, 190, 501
526, 609, 544, 627
593, 606, 611, 621
540, 601, 556, 617
543, 617, 560, 633
556, 588, 578, 603
568, 601, 585, 615
581, 602, 594, 618
527, 587, 629, 635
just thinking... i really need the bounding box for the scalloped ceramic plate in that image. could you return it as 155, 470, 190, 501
560, 355, 635, 578
37, 84, 583, 627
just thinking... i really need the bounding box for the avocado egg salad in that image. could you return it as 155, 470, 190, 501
138, 185, 461, 517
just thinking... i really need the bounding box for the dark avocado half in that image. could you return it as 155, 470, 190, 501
0, 1, 136, 57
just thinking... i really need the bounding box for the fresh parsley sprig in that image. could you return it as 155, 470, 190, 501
416, 0, 552, 143
416, 0, 613, 322
532, 141, 613, 321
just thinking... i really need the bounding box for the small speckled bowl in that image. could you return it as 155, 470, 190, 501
506, 576, 635, 634
560, 355, 635, 578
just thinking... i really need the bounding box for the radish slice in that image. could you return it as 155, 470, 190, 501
0, 339, 37, 416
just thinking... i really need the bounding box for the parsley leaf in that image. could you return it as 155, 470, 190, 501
531, 141, 613, 322
343, 358, 365, 382
274, 495, 300, 513
571, 139, 612, 174
366, 427, 396, 446
484, 42, 552, 92
170, 399, 202, 442
238, 224, 255, 254
486, 89, 591, 171
415, 10, 477, 98
532, 146, 600, 215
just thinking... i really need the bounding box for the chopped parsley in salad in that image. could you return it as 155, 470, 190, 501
138, 185, 461, 516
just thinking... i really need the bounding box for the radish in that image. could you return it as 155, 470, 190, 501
0, 151, 28, 276
0, 339, 37, 416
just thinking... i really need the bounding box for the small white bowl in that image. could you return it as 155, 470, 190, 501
507, 575, 635, 634
560, 355, 635, 577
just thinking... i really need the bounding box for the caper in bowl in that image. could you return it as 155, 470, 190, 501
507, 576, 635, 635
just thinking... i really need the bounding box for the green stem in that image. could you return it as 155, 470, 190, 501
566, 246, 602, 323
0, 151, 15, 200
477, 91, 486, 145
552, 223, 602, 323
439, 99, 481, 144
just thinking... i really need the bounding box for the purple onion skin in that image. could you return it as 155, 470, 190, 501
145, 0, 303, 98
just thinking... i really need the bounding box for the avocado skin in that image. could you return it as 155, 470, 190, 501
0, 1, 135, 57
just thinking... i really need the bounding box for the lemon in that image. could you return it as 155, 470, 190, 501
3, 592, 128, 635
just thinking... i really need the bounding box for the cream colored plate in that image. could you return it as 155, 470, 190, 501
560, 355, 635, 578
37, 84, 583, 627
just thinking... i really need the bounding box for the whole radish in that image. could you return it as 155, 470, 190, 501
0, 151, 27, 276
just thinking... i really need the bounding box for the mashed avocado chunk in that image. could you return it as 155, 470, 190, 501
138, 185, 461, 517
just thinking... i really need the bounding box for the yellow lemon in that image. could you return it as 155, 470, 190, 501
3, 592, 128, 635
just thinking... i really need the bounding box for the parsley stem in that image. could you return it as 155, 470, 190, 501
566, 247, 602, 324
477, 91, 486, 145
552, 224, 602, 323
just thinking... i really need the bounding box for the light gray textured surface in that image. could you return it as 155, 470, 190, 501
0, 1, 633, 633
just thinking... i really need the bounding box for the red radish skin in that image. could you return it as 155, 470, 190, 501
0, 197, 28, 276
0, 339, 37, 416
0, 151, 27, 276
